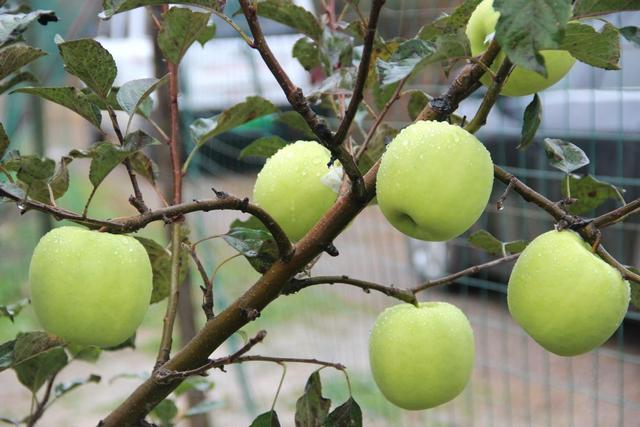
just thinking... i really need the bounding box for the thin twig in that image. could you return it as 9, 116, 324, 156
282, 275, 418, 305
238, 0, 365, 199
411, 253, 520, 293
25, 373, 57, 427
354, 75, 409, 162
464, 58, 513, 134
496, 178, 516, 211
596, 246, 640, 284
592, 198, 640, 229
183, 243, 215, 320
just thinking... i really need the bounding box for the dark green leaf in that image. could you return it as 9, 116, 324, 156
561, 174, 624, 215
0, 340, 15, 372
257, 0, 322, 41
230, 215, 268, 233
407, 91, 430, 121
0, 123, 8, 159
324, 397, 362, 427
190, 96, 278, 148
66, 344, 102, 362
89, 142, 131, 188
123, 130, 159, 151
53, 374, 101, 398
116, 75, 167, 121
0, 44, 46, 80
57, 38, 117, 98
419, 0, 482, 40
158, 7, 215, 64
11, 156, 55, 185
0, 10, 57, 46
293, 37, 323, 71
184, 400, 221, 417
239, 136, 288, 160
134, 237, 171, 304
101, 0, 224, 18
560, 22, 620, 70
543, 138, 590, 174
518, 94, 541, 150
103, 334, 136, 351
573, 0, 640, 18
323, 30, 354, 70
14, 346, 67, 392
223, 227, 278, 273
129, 151, 158, 185
0, 298, 29, 322
469, 230, 527, 256
275, 111, 316, 140
357, 124, 398, 174
494, 0, 572, 76
376, 38, 437, 85
630, 278, 639, 310
13, 86, 102, 128
250, 410, 281, 427
13, 332, 64, 363
294, 370, 331, 427
619, 26, 640, 47
0, 181, 25, 200
151, 398, 178, 425
175, 377, 214, 396
0, 71, 37, 95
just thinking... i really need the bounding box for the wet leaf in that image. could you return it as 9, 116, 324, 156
257, 0, 322, 41
544, 138, 590, 174
57, 38, 117, 98
561, 174, 624, 214
134, 237, 171, 304
518, 94, 541, 150
294, 370, 331, 427
158, 7, 215, 64
324, 397, 362, 427
469, 230, 527, 256
223, 227, 278, 273
560, 21, 620, 70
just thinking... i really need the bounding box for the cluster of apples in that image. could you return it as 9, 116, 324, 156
24, 0, 629, 414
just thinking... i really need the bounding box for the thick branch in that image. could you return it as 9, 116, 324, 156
238, 0, 364, 199
416, 40, 501, 122
411, 254, 520, 293
464, 58, 513, 134
282, 275, 418, 305
333, 0, 385, 148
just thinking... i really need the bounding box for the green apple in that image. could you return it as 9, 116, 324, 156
253, 140, 339, 241
508, 230, 630, 356
466, 0, 576, 96
376, 120, 493, 241
369, 302, 475, 410
29, 226, 152, 347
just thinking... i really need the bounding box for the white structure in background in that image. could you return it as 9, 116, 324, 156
96, 1, 314, 112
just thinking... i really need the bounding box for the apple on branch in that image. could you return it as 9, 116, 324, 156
29, 226, 153, 348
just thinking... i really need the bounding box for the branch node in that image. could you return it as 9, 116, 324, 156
324, 242, 339, 257
241, 307, 261, 321
212, 187, 228, 199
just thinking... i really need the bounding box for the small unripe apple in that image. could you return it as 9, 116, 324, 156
508, 230, 630, 356
29, 226, 152, 347
253, 140, 338, 241
466, 0, 576, 96
376, 120, 493, 241
369, 302, 475, 410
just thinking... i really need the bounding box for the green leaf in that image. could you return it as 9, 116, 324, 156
0, 298, 29, 322
230, 215, 268, 233
53, 374, 101, 398
0, 10, 57, 46
469, 230, 527, 256
151, 398, 178, 425
293, 37, 323, 71
493, 0, 572, 76
419, 0, 482, 40
0, 340, 15, 372
103, 334, 136, 351
543, 138, 590, 174
561, 174, 624, 215
14, 348, 67, 393
223, 227, 278, 273
100, 0, 224, 18
129, 151, 158, 185
123, 129, 160, 151
619, 26, 640, 47
250, 410, 281, 427
0, 71, 37, 95
309, 68, 357, 99
0, 181, 25, 200
560, 22, 620, 70
0, 123, 9, 159
89, 142, 131, 188
190, 97, 278, 148
357, 124, 398, 174
407, 91, 430, 121
275, 111, 316, 140
573, 0, 640, 18
376, 38, 437, 86
518, 94, 541, 150
57, 38, 117, 98
322, 30, 354, 70
0, 416, 18, 426
116, 75, 167, 121
630, 279, 640, 310
257, 0, 322, 41
134, 237, 171, 304
12, 332, 64, 363
184, 400, 222, 417
175, 377, 214, 396
324, 397, 362, 427
239, 136, 288, 160
13, 86, 102, 128
66, 344, 102, 362
5, 155, 72, 203
158, 7, 215, 64
0, 44, 46, 80
294, 370, 331, 427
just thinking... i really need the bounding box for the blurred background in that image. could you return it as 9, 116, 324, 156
1, 0, 639, 426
